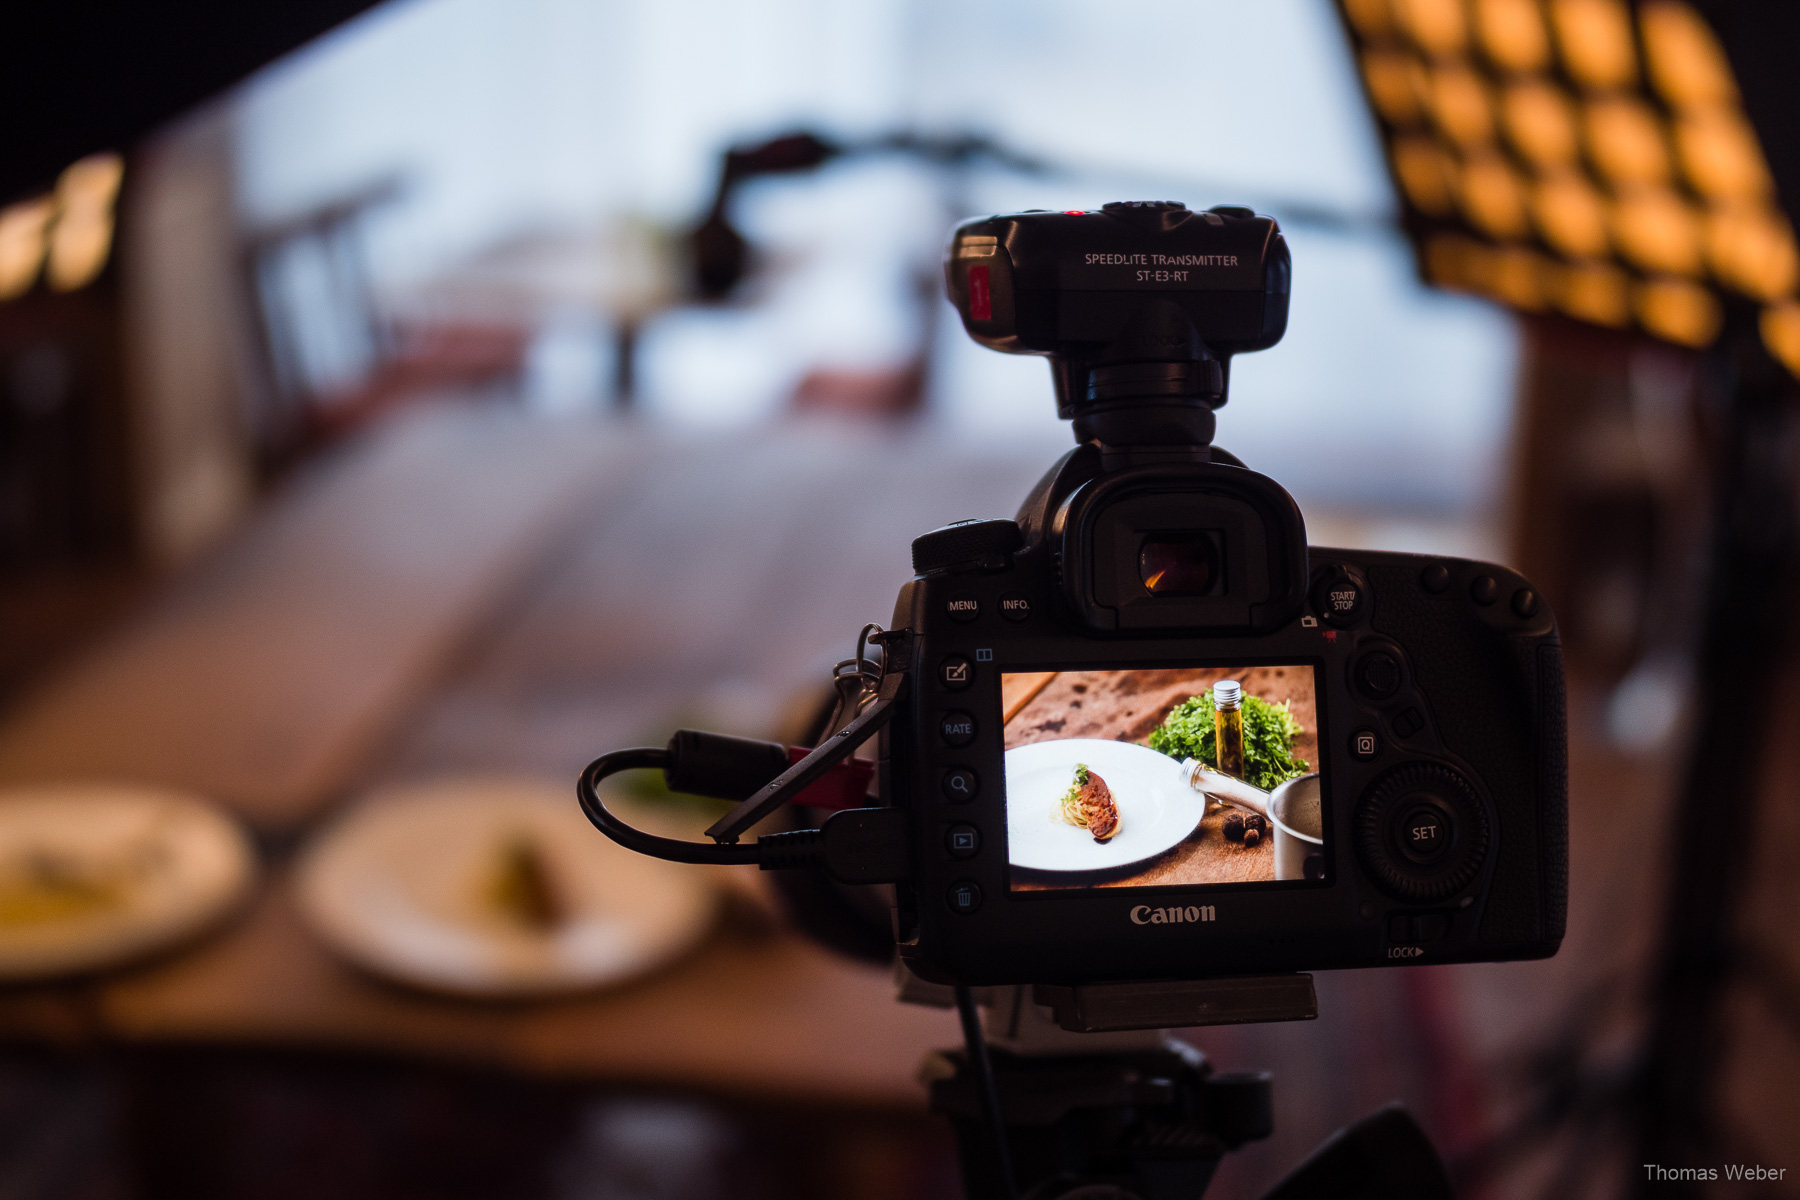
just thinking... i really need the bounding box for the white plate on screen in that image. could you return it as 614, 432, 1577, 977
0, 784, 256, 980
1004, 739, 1202, 874
295, 777, 717, 998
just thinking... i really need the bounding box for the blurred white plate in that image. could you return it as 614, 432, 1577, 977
295, 777, 716, 998
1005, 739, 1201, 874
0, 784, 256, 980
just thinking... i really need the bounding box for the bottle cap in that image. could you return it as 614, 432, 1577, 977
1213, 680, 1242, 707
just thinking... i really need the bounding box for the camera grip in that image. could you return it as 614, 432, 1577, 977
1368, 564, 1568, 952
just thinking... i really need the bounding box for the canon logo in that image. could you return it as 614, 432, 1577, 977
1130, 904, 1216, 925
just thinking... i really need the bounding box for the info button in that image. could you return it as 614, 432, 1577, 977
939, 711, 978, 747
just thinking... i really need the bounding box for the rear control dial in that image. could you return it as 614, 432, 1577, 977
1354, 762, 1489, 903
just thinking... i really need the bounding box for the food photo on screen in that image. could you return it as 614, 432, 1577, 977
1000, 666, 1326, 892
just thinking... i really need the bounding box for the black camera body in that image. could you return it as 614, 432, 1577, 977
570, 197, 1516, 1200
576, 200, 1566, 995
890, 531, 1568, 984
883, 202, 1566, 985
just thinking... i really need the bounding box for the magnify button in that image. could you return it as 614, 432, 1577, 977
942, 767, 979, 802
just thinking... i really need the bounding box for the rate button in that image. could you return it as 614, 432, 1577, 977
939, 711, 977, 747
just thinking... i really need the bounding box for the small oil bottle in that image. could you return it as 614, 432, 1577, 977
1212, 679, 1245, 779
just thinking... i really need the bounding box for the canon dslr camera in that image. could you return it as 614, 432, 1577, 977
578, 200, 1567, 989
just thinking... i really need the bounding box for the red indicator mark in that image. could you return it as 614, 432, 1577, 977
969, 265, 992, 320
1323, 630, 1338, 641
1064, 210, 1085, 215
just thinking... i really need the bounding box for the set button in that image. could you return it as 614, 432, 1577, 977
1397, 804, 1451, 863
939, 711, 977, 747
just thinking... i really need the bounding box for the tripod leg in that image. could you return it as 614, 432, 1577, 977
954, 984, 1018, 1200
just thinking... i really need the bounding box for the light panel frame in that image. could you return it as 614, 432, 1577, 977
1337, 0, 1800, 374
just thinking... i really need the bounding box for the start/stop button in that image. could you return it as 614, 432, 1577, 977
1310, 566, 1368, 627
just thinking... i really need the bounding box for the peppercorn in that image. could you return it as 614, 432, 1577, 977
1243, 827, 1261, 848
1245, 813, 1268, 837
1223, 812, 1245, 842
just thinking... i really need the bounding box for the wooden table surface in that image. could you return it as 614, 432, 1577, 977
0, 406, 1055, 1106
1, 403, 1763, 1190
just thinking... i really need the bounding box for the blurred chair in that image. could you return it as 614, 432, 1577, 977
243, 177, 530, 470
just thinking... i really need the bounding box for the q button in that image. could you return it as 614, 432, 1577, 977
942, 767, 979, 803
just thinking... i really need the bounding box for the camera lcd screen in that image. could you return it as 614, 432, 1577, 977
1001, 665, 1325, 892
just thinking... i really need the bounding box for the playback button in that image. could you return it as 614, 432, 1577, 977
946, 824, 981, 859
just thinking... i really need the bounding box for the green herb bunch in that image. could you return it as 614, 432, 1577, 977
1147, 693, 1310, 790
1059, 764, 1092, 828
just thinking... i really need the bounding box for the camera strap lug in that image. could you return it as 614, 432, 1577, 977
705, 653, 909, 844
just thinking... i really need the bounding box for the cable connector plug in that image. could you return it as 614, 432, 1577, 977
756, 807, 910, 884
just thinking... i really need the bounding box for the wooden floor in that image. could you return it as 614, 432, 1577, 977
0, 403, 1793, 1199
